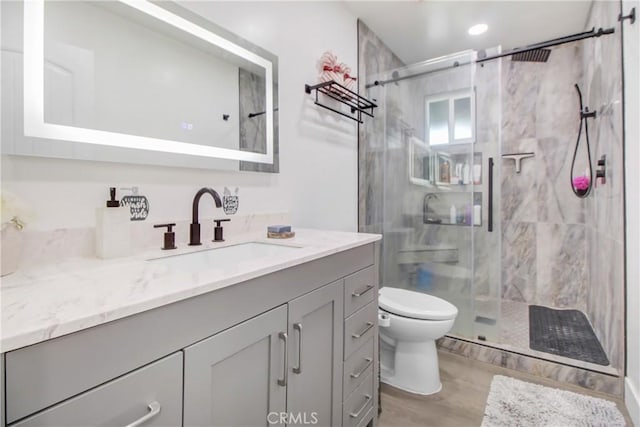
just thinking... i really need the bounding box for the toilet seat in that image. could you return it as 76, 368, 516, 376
379, 287, 458, 321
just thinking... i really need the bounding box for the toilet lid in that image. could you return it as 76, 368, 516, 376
378, 287, 458, 320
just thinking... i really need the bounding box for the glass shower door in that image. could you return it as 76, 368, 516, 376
369, 50, 501, 340
471, 47, 502, 343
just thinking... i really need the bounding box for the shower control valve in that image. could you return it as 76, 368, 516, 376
596, 155, 606, 184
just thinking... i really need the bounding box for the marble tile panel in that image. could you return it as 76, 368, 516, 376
472, 230, 492, 297
357, 20, 404, 232
587, 233, 625, 372
536, 223, 587, 309
501, 138, 538, 222
537, 137, 586, 224
438, 336, 624, 396
501, 221, 536, 303
474, 227, 502, 303
19, 227, 96, 267
534, 44, 583, 141
475, 60, 501, 145
591, 99, 624, 241
501, 61, 543, 144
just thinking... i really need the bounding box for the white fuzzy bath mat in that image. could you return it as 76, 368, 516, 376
481, 375, 626, 426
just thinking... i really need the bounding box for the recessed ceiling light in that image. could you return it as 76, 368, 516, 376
468, 24, 488, 36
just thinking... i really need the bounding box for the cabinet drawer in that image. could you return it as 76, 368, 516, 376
344, 301, 377, 360
11, 352, 183, 427
356, 407, 375, 427
344, 266, 376, 317
343, 337, 374, 399
342, 372, 374, 427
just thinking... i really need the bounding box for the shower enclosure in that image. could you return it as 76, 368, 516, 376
359, 8, 625, 378
363, 49, 504, 344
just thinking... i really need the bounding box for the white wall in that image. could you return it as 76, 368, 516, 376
1, 1, 359, 232
44, 1, 240, 148
623, 0, 640, 424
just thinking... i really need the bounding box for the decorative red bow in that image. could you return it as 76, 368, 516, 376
323, 65, 343, 72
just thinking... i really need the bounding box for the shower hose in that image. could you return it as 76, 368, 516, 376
570, 84, 594, 198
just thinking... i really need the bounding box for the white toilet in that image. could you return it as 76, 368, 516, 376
378, 287, 458, 395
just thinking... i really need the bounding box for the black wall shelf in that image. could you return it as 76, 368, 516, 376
305, 80, 377, 123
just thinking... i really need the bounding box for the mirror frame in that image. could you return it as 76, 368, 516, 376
23, 0, 275, 164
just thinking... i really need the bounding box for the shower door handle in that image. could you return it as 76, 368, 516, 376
488, 157, 494, 232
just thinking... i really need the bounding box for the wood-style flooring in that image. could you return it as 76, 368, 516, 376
378, 350, 633, 427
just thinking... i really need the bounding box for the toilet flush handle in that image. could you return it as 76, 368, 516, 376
378, 311, 391, 328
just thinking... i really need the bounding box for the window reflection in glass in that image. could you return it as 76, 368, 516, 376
454, 97, 472, 140
428, 99, 449, 145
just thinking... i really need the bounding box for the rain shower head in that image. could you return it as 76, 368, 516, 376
511, 48, 551, 62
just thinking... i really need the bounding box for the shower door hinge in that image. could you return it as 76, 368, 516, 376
619, 7, 636, 24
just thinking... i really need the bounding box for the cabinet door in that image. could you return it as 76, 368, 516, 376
183, 305, 287, 427
287, 280, 344, 427
12, 353, 182, 427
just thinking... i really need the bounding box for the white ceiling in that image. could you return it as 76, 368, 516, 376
343, 1, 594, 65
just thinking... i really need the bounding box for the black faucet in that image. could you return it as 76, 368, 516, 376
189, 188, 223, 246
423, 193, 442, 224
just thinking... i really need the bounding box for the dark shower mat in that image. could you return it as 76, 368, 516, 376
529, 305, 609, 366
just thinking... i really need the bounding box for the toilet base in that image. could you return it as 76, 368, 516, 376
379, 338, 442, 395
381, 369, 443, 395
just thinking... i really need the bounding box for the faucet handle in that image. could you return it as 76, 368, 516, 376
213, 218, 231, 242
154, 223, 177, 250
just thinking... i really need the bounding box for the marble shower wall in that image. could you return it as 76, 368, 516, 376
500, 43, 588, 312
357, 20, 406, 287
583, 0, 625, 372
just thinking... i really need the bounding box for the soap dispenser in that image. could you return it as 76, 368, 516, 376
449, 204, 457, 224
462, 162, 471, 185
96, 187, 131, 259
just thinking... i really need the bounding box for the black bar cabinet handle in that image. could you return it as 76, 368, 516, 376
488, 157, 494, 232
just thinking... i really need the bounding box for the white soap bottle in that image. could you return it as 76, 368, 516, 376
463, 162, 471, 185
450, 205, 457, 224
473, 204, 482, 226
96, 187, 131, 259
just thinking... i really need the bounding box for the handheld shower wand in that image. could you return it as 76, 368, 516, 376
570, 84, 595, 198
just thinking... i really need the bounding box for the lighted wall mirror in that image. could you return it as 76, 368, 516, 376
425, 90, 474, 146
1, 0, 279, 172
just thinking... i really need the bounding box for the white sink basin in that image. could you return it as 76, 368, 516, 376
148, 242, 301, 273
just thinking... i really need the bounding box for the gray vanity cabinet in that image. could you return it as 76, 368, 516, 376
2, 243, 379, 427
183, 305, 288, 427
183, 281, 344, 427
287, 280, 344, 427
11, 353, 183, 427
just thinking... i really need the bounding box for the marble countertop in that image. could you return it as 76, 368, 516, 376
1, 229, 381, 353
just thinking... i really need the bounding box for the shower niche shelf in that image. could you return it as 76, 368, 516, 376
435, 151, 483, 188
423, 191, 483, 227
305, 80, 377, 123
